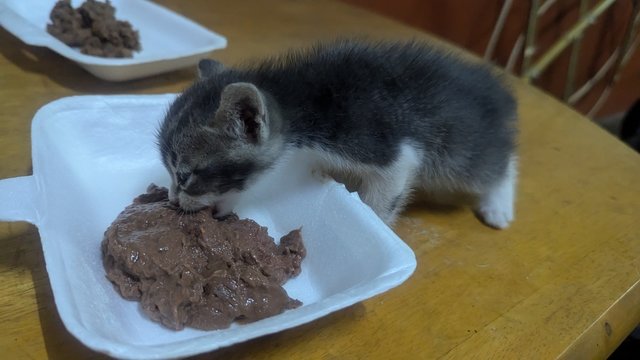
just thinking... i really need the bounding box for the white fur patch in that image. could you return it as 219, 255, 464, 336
475, 156, 517, 229
300, 142, 423, 224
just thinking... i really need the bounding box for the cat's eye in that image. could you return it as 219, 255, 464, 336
192, 166, 218, 180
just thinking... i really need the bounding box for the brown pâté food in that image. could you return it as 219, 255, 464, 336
47, 0, 141, 58
101, 184, 306, 330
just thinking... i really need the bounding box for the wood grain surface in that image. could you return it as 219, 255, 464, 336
1, 1, 639, 359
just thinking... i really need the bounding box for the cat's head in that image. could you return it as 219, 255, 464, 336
157, 60, 283, 216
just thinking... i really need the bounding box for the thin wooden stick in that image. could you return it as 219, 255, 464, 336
524, 0, 617, 80
506, 34, 525, 72
567, 0, 639, 105
563, 0, 589, 101
567, 49, 619, 105
537, 0, 559, 16
522, 0, 541, 80
588, 10, 640, 117
484, 0, 514, 61
588, 37, 639, 118
587, 84, 614, 118
618, 2, 640, 66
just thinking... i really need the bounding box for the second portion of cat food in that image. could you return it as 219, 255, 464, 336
102, 185, 305, 330
47, 0, 141, 58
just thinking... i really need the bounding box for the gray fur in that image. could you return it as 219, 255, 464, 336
158, 40, 518, 228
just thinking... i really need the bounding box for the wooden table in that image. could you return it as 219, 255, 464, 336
1, 1, 639, 359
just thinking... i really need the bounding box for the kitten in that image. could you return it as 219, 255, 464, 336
158, 40, 518, 228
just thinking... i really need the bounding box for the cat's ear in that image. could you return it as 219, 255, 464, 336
214, 83, 268, 144
197, 59, 224, 78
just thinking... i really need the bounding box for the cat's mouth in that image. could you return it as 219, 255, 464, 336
173, 190, 237, 220
176, 195, 210, 213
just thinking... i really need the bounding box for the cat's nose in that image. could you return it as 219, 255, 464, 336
176, 171, 190, 186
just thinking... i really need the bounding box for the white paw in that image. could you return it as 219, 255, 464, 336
475, 204, 513, 229
475, 156, 517, 229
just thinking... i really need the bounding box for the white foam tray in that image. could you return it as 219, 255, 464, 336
0, 95, 417, 359
0, 0, 227, 81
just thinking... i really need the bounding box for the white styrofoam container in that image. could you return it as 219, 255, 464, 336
0, 0, 227, 81
0, 95, 417, 359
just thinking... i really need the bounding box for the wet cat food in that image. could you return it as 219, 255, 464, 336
101, 184, 305, 330
47, 0, 141, 58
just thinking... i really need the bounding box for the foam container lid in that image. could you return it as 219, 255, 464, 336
0, 95, 417, 359
0, 0, 227, 81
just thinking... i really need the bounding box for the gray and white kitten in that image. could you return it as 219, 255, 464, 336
158, 40, 518, 228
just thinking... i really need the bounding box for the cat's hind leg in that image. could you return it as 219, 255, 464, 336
474, 156, 517, 229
